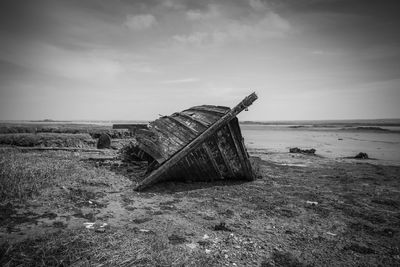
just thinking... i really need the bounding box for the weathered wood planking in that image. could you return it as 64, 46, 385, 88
134, 92, 258, 191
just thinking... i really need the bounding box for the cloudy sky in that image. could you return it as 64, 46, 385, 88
0, 0, 399, 121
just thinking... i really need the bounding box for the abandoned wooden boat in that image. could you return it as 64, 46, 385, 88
134, 92, 258, 191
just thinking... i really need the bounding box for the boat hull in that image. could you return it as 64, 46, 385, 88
134, 93, 257, 190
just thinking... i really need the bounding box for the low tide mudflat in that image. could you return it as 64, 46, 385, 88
0, 122, 399, 266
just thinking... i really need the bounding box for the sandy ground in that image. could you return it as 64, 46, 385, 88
1, 146, 400, 266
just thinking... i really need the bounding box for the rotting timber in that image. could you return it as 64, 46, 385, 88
134, 92, 258, 191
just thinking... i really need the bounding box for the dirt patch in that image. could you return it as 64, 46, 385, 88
168, 234, 188, 245
132, 217, 152, 224
344, 243, 375, 254
67, 188, 107, 208
262, 251, 312, 267
0, 203, 58, 233
372, 198, 399, 208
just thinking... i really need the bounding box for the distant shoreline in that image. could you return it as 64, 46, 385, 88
1, 119, 400, 128
241, 118, 400, 127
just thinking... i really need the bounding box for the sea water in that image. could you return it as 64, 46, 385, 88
241, 124, 400, 165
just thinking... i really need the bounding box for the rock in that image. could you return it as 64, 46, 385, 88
344, 243, 375, 254
289, 147, 316, 154
53, 221, 66, 228
354, 152, 369, 159
95, 228, 106, 233
186, 243, 197, 249
168, 234, 187, 245
97, 133, 111, 149
84, 222, 95, 229
198, 240, 211, 247
213, 222, 232, 232
132, 217, 152, 224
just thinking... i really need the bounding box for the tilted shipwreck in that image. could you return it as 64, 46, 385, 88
130, 92, 258, 191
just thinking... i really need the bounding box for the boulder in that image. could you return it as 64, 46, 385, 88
354, 152, 369, 159
289, 147, 316, 155
97, 133, 111, 149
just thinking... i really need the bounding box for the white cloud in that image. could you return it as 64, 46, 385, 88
25, 44, 123, 83
186, 5, 219, 21
311, 50, 342, 56
162, 0, 183, 10
249, 0, 267, 11
161, 78, 199, 84
125, 14, 157, 30
173, 12, 291, 46
173, 32, 209, 45
258, 12, 291, 32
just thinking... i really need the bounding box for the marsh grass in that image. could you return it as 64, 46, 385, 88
0, 124, 131, 138
0, 150, 124, 202
0, 229, 216, 266
0, 133, 96, 148
0, 152, 75, 201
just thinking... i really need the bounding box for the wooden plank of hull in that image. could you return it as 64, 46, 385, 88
186, 107, 228, 117
165, 117, 198, 139
139, 104, 229, 164
134, 92, 257, 191
213, 133, 235, 178
138, 119, 250, 184
136, 140, 166, 163
189, 106, 230, 115
202, 143, 223, 181
180, 111, 214, 127
168, 145, 224, 183
228, 118, 254, 180
175, 113, 209, 129
197, 148, 218, 182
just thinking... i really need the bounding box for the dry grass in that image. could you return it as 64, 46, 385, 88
0, 150, 125, 202
0, 229, 216, 266
0, 151, 77, 201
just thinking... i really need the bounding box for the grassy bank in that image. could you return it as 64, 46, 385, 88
0, 124, 131, 138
